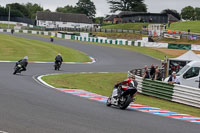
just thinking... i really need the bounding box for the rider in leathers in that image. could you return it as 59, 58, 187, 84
55, 53, 63, 67
15, 56, 28, 72
115, 73, 138, 99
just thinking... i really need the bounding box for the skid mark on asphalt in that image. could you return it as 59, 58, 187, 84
56, 88, 200, 124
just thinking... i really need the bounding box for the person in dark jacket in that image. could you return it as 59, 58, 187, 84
16, 56, 28, 71
153, 68, 162, 81
55, 53, 63, 67
150, 64, 155, 78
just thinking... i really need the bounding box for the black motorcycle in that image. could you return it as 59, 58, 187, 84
54, 62, 61, 70
50, 37, 54, 42
13, 64, 23, 74
106, 86, 135, 110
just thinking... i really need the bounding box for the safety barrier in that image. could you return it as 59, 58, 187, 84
173, 85, 200, 108
1, 29, 200, 51
142, 79, 174, 101
135, 75, 200, 108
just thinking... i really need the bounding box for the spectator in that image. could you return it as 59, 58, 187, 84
150, 65, 155, 78
143, 65, 150, 79
168, 71, 180, 84
153, 68, 162, 81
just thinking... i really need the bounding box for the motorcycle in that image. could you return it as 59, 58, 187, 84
54, 62, 61, 70
13, 64, 23, 74
106, 85, 135, 110
50, 37, 54, 42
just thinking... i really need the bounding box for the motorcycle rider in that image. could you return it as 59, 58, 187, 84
50, 35, 54, 42
15, 56, 28, 72
115, 73, 138, 99
55, 53, 63, 67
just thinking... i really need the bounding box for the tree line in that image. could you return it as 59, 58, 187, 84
0, 0, 200, 21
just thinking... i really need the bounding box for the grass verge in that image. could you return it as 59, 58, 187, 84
42, 73, 200, 117
0, 34, 91, 62
167, 21, 200, 34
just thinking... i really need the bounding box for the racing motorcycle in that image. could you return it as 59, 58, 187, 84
106, 85, 135, 110
13, 63, 23, 74
54, 62, 61, 70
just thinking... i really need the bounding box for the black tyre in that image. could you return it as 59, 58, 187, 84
119, 96, 133, 110
13, 67, 19, 75
106, 97, 112, 107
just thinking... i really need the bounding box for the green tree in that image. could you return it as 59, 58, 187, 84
161, 9, 180, 20
195, 7, 200, 20
6, 3, 30, 17
76, 0, 96, 18
44, 9, 51, 12
25, 3, 43, 19
94, 17, 104, 24
56, 5, 78, 14
107, 0, 147, 13
181, 6, 195, 20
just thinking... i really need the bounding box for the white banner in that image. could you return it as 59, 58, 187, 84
164, 33, 180, 39
191, 44, 200, 51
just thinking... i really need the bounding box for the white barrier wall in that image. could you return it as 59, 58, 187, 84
172, 84, 200, 108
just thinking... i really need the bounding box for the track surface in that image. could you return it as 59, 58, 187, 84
0, 33, 200, 133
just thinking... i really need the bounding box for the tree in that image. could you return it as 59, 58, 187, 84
161, 9, 180, 20
107, 0, 147, 13
56, 5, 78, 14
94, 17, 104, 24
76, 0, 96, 18
25, 3, 43, 19
44, 9, 51, 12
181, 6, 195, 20
6, 3, 30, 18
195, 7, 200, 20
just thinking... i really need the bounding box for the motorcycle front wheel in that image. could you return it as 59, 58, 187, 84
106, 97, 112, 107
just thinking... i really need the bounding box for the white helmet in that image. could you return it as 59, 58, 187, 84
24, 56, 28, 60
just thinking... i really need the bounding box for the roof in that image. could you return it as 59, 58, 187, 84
168, 14, 179, 22
117, 11, 168, 18
170, 50, 200, 61
36, 11, 93, 24
104, 15, 117, 21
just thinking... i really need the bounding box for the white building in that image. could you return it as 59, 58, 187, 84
36, 11, 94, 28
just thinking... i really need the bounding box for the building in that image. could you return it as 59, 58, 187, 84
104, 11, 179, 24
36, 11, 94, 28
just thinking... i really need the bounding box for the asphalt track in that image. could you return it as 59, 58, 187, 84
0, 33, 200, 133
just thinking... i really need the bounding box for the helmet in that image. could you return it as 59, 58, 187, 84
128, 73, 135, 79
58, 53, 61, 56
24, 56, 28, 60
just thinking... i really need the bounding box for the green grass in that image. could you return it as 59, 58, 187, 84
0, 34, 91, 62
168, 21, 200, 33
42, 73, 200, 117
0, 23, 15, 29
101, 23, 150, 30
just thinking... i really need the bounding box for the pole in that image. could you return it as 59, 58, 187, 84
8, 6, 10, 29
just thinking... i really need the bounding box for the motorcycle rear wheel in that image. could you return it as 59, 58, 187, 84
119, 96, 133, 110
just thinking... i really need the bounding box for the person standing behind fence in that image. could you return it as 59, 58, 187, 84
153, 68, 162, 81
150, 65, 155, 79
168, 71, 180, 84
143, 65, 150, 79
